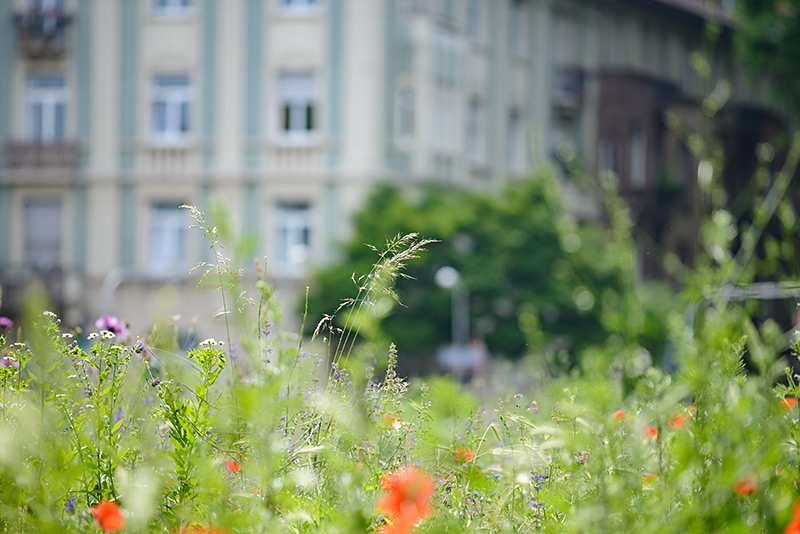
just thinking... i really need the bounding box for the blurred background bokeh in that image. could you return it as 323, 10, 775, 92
0, 0, 796, 375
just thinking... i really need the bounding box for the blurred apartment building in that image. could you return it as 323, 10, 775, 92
0, 0, 784, 336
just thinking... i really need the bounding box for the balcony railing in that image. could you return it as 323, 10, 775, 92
12, 7, 71, 58
5, 142, 79, 169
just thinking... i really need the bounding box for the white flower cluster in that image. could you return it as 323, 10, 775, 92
199, 338, 225, 347
101, 331, 116, 340
87, 333, 99, 340
62, 333, 73, 340
42, 311, 57, 318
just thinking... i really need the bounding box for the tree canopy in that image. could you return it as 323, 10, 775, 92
305, 170, 675, 374
735, 0, 800, 119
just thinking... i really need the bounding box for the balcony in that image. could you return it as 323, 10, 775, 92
5, 142, 79, 169
12, 7, 71, 58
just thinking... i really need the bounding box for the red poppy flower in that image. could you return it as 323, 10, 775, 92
643, 472, 658, 486
453, 447, 474, 463
91, 500, 126, 532
687, 405, 696, 421
377, 467, 434, 534
733, 473, 758, 496
782, 397, 798, 411
668, 411, 685, 429
226, 459, 241, 472
785, 501, 800, 534
384, 414, 404, 429
643, 425, 658, 440
613, 409, 626, 421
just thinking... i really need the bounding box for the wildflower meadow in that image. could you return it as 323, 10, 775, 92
2, 138, 800, 534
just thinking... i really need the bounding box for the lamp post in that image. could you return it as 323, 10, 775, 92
434, 266, 468, 347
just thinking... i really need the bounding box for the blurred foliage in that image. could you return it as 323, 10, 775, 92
735, 0, 800, 119
306, 169, 677, 371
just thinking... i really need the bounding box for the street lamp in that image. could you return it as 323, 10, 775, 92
434, 266, 469, 347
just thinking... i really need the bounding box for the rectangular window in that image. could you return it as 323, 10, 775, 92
152, 75, 191, 144
433, 90, 455, 152
276, 202, 311, 267
149, 203, 188, 275
27, 75, 66, 142
467, 0, 484, 44
507, 108, 525, 175
153, 0, 191, 15
434, 25, 459, 83
29, 0, 65, 9
467, 97, 486, 165
630, 123, 646, 188
278, 72, 316, 139
394, 88, 414, 142
279, 0, 318, 14
24, 199, 62, 269
509, 0, 527, 58
600, 139, 616, 174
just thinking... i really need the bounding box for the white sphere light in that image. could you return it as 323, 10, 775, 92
434, 266, 461, 289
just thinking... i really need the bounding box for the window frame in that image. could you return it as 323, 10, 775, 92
23, 197, 62, 270
629, 123, 647, 188
151, 74, 192, 146
277, 71, 317, 142
508, 0, 528, 59
148, 202, 189, 276
467, 0, 485, 46
506, 108, 526, 175
466, 96, 486, 166
432, 89, 456, 154
275, 202, 312, 269
29, 0, 65, 10
278, 0, 319, 16
394, 87, 415, 144
27, 74, 66, 143
152, 0, 192, 17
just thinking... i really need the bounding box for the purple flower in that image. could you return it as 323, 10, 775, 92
0, 355, 19, 369
95, 315, 128, 338
0, 317, 13, 328
64, 495, 75, 514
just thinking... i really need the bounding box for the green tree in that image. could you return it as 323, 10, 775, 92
306, 169, 674, 373
735, 0, 800, 118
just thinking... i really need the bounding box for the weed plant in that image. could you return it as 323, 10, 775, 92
1, 160, 800, 533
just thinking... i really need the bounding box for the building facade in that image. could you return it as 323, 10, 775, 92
0, 0, 782, 338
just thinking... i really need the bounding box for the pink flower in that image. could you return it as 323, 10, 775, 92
95, 315, 129, 338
